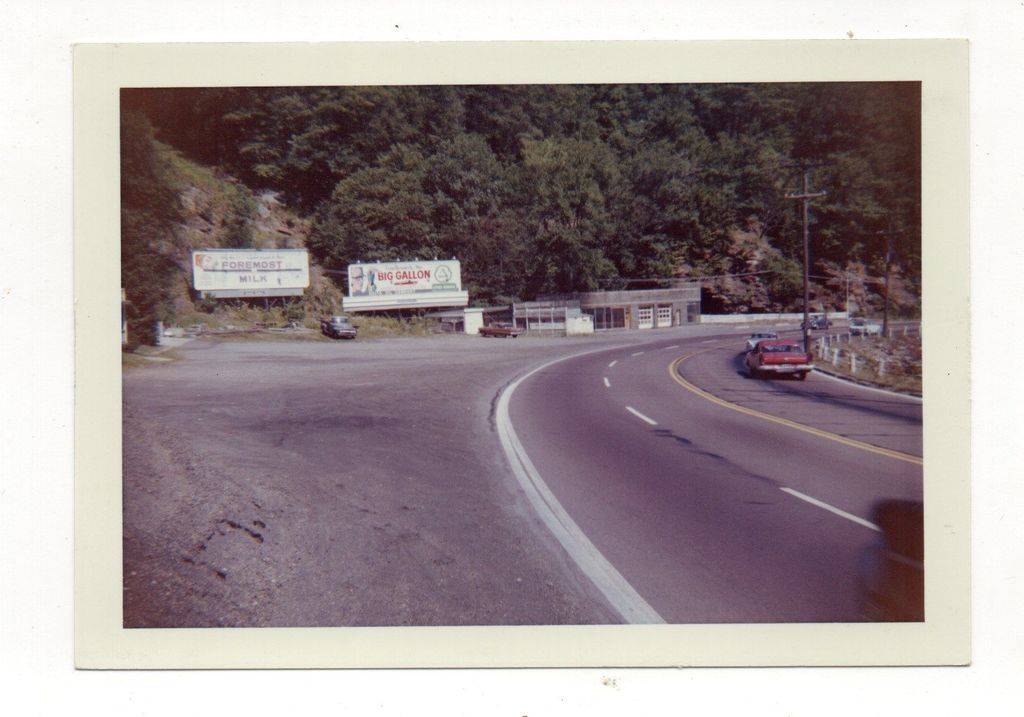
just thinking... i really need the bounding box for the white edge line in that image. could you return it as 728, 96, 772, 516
496, 351, 665, 624
811, 368, 924, 404
608, 360, 618, 368
603, 377, 611, 388
625, 406, 658, 426
779, 487, 881, 532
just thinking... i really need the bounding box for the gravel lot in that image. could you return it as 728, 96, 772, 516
124, 330, 729, 627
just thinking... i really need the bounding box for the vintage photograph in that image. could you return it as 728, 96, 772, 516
119, 81, 923, 629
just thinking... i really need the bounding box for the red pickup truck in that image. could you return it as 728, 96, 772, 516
745, 339, 814, 380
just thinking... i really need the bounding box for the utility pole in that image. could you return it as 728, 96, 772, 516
877, 216, 900, 338
882, 221, 893, 337
785, 167, 827, 352
845, 271, 851, 317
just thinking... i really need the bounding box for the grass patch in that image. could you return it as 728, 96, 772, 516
347, 314, 440, 339
122, 348, 184, 369
162, 143, 248, 204
204, 329, 330, 343
814, 334, 921, 394
169, 308, 460, 342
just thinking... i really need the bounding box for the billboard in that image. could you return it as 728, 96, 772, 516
343, 260, 469, 311
192, 249, 309, 297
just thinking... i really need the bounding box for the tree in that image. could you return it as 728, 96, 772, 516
517, 137, 621, 295
125, 83, 923, 312
308, 145, 438, 275
120, 110, 183, 345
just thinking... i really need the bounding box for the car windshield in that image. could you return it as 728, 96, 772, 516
851, 319, 865, 325
762, 344, 803, 353
331, 318, 350, 325
751, 333, 775, 339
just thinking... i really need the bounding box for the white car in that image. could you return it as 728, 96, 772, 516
849, 318, 882, 336
745, 331, 779, 351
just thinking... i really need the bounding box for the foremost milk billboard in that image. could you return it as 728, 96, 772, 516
343, 260, 468, 311
192, 249, 310, 298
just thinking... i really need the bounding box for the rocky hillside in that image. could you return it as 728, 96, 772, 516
126, 135, 344, 343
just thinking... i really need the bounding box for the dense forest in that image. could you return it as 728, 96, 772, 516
121, 83, 920, 336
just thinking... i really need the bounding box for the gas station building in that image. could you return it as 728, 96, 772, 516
514, 284, 701, 332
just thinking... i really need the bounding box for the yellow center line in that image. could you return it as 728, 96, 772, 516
668, 352, 923, 466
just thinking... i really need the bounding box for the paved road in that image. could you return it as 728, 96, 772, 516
508, 332, 923, 623
123, 324, 922, 626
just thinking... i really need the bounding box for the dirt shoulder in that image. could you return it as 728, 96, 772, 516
122, 335, 635, 627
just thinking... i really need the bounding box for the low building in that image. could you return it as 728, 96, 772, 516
521, 284, 701, 332
511, 299, 580, 333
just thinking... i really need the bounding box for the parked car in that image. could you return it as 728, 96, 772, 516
745, 331, 779, 352
802, 314, 832, 330
745, 339, 814, 380
478, 322, 524, 338
849, 317, 882, 336
320, 315, 357, 339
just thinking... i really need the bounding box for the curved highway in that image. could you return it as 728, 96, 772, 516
505, 329, 923, 623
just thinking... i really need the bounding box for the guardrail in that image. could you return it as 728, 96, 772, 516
701, 311, 849, 324
811, 323, 921, 380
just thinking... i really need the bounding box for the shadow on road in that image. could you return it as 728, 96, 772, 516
722, 351, 921, 424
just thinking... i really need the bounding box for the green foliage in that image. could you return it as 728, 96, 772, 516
121, 110, 182, 344
123, 83, 922, 311
347, 314, 439, 338
221, 189, 256, 248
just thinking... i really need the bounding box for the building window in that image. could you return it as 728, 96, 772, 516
583, 306, 627, 330
686, 301, 700, 323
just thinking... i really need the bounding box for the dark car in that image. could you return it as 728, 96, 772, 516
478, 322, 524, 338
320, 315, 357, 339
802, 314, 832, 330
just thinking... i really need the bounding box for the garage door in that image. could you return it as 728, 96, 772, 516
656, 305, 672, 328
637, 305, 654, 329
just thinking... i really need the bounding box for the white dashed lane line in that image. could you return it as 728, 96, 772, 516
608, 360, 618, 368
778, 487, 881, 532
625, 406, 658, 426
662, 344, 680, 350
603, 377, 611, 388
631, 351, 645, 357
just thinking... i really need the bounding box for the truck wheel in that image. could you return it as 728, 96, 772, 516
748, 367, 760, 379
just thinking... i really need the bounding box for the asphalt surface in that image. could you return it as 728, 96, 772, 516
123, 330, 714, 627
124, 323, 922, 626
508, 331, 923, 623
